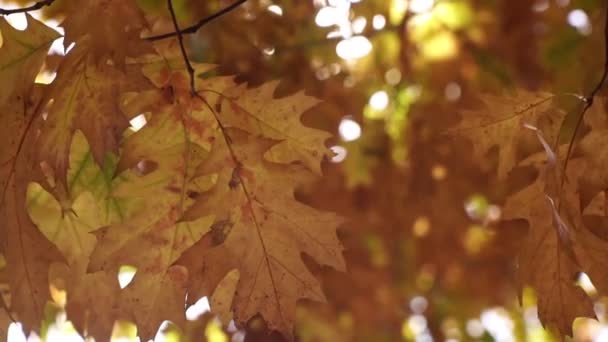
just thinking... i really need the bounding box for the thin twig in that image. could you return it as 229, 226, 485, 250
562, 3, 608, 177
0, 0, 54, 15
167, 0, 196, 95
145, 0, 247, 41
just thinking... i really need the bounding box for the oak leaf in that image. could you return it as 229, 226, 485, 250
86, 104, 216, 338
114, 53, 346, 338
218, 81, 332, 174
29, 131, 142, 339
449, 91, 558, 179
0, 14, 64, 331
27, 131, 140, 268
503, 125, 608, 336
37, 41, 152, 185
61, 0, 152, 63
180, 130, 346, 337
503, 162, 595, 336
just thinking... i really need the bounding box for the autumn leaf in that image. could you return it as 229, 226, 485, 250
9, 0, 607, 340
26, 131, 139, 268
217, 81, 332, 174
502, 124, 608, 336
1, 13, 59, 182
0, 14, 64, 332
449, 91, 559, 179
503, 162, 595, 336
178, 129, 346, 336
48, 263, 127, 341
61, 0, 152, 63
27, 183, 99, 267
26, 131, 141, 338
37, 41, 152, 185
65, 132, 138, 224
0, 14, 59, 105
210, 269, 240, 324
85, 108, 216, 338
100, 52, 346, 338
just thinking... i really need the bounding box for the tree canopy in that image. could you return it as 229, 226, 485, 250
2, 0, 608, 341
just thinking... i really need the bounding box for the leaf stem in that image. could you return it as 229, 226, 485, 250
0, 0, 54, 15
144, 0, 247, 41
166, 0, 196, 95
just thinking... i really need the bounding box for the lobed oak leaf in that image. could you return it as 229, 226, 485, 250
26, 183, 100, 267
177, 130, 346, 338
130, 56, 345, 338
86, 95, 220, 338
0, 14, 60, 105
114, 90, 219, 175
65, 132, 140, 224
503, 163, 595, 336
29, 131, 142, 338
60, 0, 152, 64
449, 90, 559, 179
49, 263, 127, 341
26, 131, 138, 269
0, 139, 63, 333
137, 50, 332, 174
0, 14, 59, 184
0, 15, 63, 331
37, 41, 152, 185
503, 126, 608, 336
217, 81, 331, 174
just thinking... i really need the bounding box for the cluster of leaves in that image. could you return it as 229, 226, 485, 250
4, 0, 608, 341
450, 91, 608, 337
0, 1, 345, 340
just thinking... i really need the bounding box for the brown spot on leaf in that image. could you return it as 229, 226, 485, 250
210, 219, 233, 245
229, 163, 242, 190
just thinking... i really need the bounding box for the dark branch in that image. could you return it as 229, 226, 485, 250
563, 3, 608, 176
0, 0, 55, 16
167, 0, 196, 95
144, 0, 247, 41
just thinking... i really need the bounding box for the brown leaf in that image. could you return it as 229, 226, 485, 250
215, 81, 331, 174
178, 130, 345, 338
61, 0, 152, 64
502, 126, 608, 336
128, 55, 346, 338
0, 15, 64, 331
37, 41, 151, 185
449, 91, 558, 179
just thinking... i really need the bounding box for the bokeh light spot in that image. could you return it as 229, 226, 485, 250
369, 90, 389, 110
373, 14, 386, 30
336, 36, 373, 59
445, 82, 462, 101
412, 216, 431, 237
339, 117, 362, 141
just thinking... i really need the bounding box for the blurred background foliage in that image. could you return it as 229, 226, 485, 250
2, 0, 608, 341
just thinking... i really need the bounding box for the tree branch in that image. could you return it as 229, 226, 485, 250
144, 0, 247, 41
0, 0, 55, 16
563, 3, 608, 176
166, 0, 196, 95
